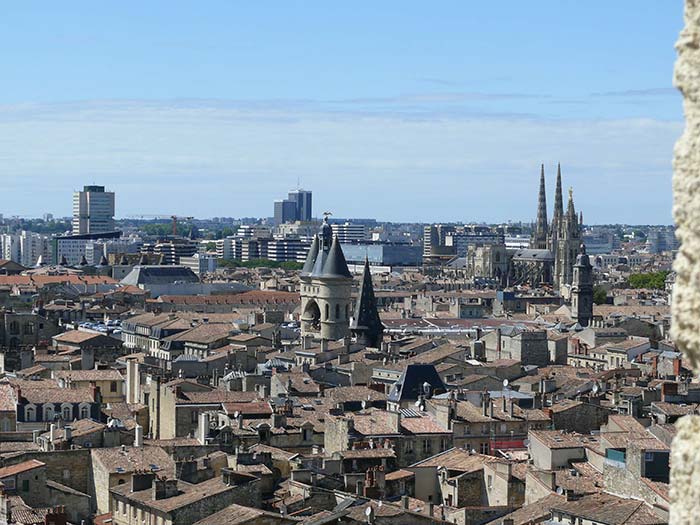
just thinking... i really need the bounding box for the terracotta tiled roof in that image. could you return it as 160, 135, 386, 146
0, 459, 45, 478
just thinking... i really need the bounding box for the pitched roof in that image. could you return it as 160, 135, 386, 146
0, 459, 45, 478
92, 446, 174, 474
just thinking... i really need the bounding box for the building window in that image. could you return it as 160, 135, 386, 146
22, 480, 29, 492
62, 406, 72, 421
80, 406, 89, 419
9, 321, 19, 335
23, 323, 34, 335
325, 304, 330, 320
335, 304, 340, 320
25, 406, 35, 422
110, 381, 118, 393
422, 439, 432, 454
191, 411, 198, 423
480, 442, 489, 454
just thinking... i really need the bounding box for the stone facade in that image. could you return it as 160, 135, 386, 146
670, 2, 700, 522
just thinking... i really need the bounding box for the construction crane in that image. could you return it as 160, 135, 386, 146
170, 215, 193, 236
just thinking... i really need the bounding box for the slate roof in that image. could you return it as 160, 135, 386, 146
120, 265, 199, 286
387, 364, 446, 403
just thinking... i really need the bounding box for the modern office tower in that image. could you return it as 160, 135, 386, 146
274, 199, 298, 226
72, 185, 115, 235
273, 188, 313, 225
288, 189, 313, 222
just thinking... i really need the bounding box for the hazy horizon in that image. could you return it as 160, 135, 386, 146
1, 2, 682, 224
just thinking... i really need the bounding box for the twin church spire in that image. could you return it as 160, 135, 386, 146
531, 163, 582, 289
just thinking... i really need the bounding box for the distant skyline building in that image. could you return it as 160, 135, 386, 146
273, 199, 298, 226
273, 188, 313, 225
72, 185, 115, 235
288, 189, 312, 222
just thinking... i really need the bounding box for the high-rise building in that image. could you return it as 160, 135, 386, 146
288, 189, 313, 222
0, 231, 52, 267
273, 189, 313, 225
72, 185, 115, 235
274, 199, 298, 226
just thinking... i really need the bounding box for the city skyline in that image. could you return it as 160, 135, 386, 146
0, 2, 682, 223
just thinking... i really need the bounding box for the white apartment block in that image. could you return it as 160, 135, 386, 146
72, 185, 115, 235
0, 231, 52, 267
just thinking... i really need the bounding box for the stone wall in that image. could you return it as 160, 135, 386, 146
671, 1, 700, 523
1, 449, 92, 496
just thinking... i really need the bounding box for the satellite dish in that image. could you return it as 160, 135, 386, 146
365, 507, 374, 518
503, 379, 509, 388
556, 487, 564, 495
592, 383, 599, 394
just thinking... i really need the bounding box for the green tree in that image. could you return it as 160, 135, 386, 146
593, 285, 607, 305
628, 271, 669, 290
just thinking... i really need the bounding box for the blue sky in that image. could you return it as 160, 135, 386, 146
0, 1, 684, 223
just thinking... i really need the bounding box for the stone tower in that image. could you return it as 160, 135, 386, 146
554, 188, 582, 290
349, 257, 384, 348
532, 164, 549, 250
300, 216, 353, 341
570, 243, 593, 327
549, 163, 564, 254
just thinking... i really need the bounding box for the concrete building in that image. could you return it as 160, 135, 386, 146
54, 231, 122, 266
0, 231, 53, 267
266, 238, 311, 263
72, 185, 115, 235
180, 254, 218, 276
152, 238, 197, 265
333, 222, 368, 243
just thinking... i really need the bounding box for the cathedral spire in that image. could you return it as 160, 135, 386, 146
567, 187, 576, 219
553, 163, 563, 225
350, 257, 384, 348
533, 164, 548, 249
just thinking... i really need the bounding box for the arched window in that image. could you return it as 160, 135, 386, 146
62, 405, 72, 421
335, 304, 340, 320
43, 405, 54, 422
80, 406, 89, 419
325, 304, 329, 321
25, 406, 35, 422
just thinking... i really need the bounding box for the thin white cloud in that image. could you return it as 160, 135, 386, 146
0, 99, 680, 224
